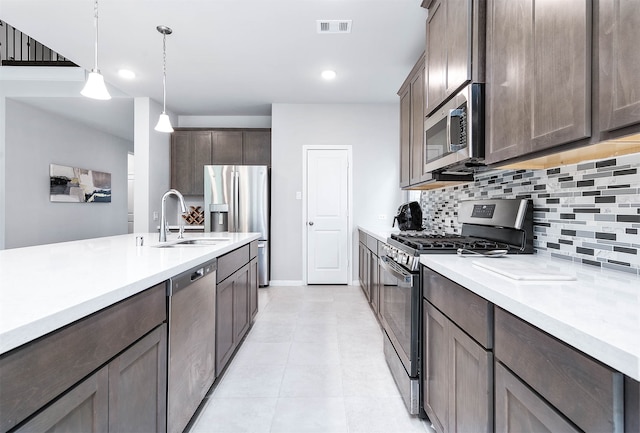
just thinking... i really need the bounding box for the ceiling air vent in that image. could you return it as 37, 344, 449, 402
316, 20, 352, 34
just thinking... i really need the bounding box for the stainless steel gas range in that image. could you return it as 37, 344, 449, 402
379, 198, 534, 416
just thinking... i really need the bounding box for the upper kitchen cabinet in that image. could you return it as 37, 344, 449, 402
243, 130, 272, 166
484, 0, 591, 165
598, 0, 640, 133
171, 130, 212, 195
398, 53, 426, 188
211, 131, 243, 165
424, 0, 484, 116
171, 128, 272, 195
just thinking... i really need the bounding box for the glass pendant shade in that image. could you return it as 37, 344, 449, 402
155, 113, 174, 133
81, 70, 111, 100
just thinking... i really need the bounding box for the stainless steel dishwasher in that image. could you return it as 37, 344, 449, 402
167, 259, 217, 433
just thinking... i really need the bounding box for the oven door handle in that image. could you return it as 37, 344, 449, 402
380, 256, 414, 284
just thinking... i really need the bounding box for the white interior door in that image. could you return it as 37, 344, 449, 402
305, 148, 350, 284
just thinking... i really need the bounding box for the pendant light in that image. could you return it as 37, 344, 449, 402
81, 0, 111, 100
154, 25, 174, 133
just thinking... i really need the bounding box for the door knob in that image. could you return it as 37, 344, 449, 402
308, 221, 314, 226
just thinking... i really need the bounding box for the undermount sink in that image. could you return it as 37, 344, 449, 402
154, 238, 230, 248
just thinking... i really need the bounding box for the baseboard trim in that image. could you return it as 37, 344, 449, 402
268, 280, 305, 287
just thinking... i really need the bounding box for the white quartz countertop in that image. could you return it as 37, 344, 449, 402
0, 232, 260, 354
420, 254, 640, 381
358, 226, 400, 243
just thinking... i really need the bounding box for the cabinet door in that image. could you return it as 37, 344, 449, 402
485, 0, 590, 164
233, 263, 250, 343
445, 0, 472, 96
495, 362, 580, 433
423, 301, 449, 433
399, 85, 411, 187
449, 323, 492, 433
485, 0, 532, 164
109, 324, 167, 433
212, 131, 243, 165
530, 0, 590, 151
171, 131, 193, 193
426, 0, 447, 114
249, 257, 259, 320
216, 277, 235, 374
410, 67, 425, 185
171, 131, 212, 195
191, 131, 213, 195
243, 131, 271, 166
599, 0, 640, 132
15, 368, 109, 433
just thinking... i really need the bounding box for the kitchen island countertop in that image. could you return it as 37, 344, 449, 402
0, 232, 260, 355
421, 253, 640, 381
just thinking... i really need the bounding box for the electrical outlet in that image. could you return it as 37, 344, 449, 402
153, 211, 159, 221
378, 214, 386, 220
295, 191, 302, 200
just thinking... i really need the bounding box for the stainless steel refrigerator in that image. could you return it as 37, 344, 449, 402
204, 165, 269, 286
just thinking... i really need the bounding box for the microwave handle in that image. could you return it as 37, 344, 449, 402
447, 108, 465, 153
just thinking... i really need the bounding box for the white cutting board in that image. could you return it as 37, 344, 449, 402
472, 259, 577, 281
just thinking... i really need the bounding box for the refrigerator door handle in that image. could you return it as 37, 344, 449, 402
233, 170, 240, 231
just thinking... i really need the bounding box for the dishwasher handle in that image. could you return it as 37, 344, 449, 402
190, 268, 204, 282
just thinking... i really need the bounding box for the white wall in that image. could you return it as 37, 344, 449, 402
4, 99, 130, 248
133, 97, 174, 233
271, 103, 403, 284
178, 115, 271, 128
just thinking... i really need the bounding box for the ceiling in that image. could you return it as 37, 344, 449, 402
2, 0, 428, 140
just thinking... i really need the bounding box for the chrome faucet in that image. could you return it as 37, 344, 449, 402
159, 189, 188, 242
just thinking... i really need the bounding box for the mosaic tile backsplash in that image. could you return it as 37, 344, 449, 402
419, 152, 640, 275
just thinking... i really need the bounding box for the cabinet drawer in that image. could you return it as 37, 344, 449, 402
217, 244, 250, 283
366, 236, 378, 255
250, 240, 259, 259
494, 308, 623, 433
0, 283, 166, 432
422, 267, 493, 349
358, 230, 367, 245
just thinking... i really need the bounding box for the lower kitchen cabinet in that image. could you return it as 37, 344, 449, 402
495, 362, 579, 433
108, 325, 167, 432
494, 307, 623, 432
14, 367, 109, 432
0, 284, 167, 433
14, 324, 167, 433
215, 241, 258, 375
423, 301, 492, 433
358, 230, 381, 318
422, 267, 493, 433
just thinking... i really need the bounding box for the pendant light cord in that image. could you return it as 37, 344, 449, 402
93, 0, 99, 71
162, 32, 167, 114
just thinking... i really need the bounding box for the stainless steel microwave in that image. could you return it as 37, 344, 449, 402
424, 83, 484, 175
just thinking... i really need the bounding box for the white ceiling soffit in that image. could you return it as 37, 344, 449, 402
317, 20, 352, 34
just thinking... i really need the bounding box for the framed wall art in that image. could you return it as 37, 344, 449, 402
50, 163, 111, 203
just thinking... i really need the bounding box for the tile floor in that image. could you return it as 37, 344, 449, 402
189, 285, 435, 433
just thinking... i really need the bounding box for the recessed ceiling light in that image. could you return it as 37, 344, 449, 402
118, 69, 136, 79
321, 70, 337, 80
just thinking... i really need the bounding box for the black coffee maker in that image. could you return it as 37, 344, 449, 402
392, 201, 423, 231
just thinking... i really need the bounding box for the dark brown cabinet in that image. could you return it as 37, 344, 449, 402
358, 240, 371, 302
211, 131, 243, 165
494, 308, 624, 432
171, 131, 212, 195
598, 0, 640, 133
422, 268, 493, 433
215, 242, 258, 374
398, 54, 426, 188
1, 285, 168, 433
495, 362, 580, 433
171, 129, 271, 195
425, 0, 474, 115
485, 0, 591, 165
14, 367, 109, 433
